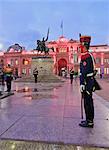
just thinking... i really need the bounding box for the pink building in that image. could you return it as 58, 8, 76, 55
0, 36, 109, 77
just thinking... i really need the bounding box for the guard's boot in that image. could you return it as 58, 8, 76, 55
79, 120, 94, 128
81, 120, 87, 123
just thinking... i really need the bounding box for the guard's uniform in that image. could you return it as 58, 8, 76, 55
79, 35, 95, 128
80, 52, 95, 123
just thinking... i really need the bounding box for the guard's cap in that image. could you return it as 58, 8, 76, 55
80, 35, 91, 50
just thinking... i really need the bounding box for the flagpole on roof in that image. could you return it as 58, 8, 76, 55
61, 20, 63, 36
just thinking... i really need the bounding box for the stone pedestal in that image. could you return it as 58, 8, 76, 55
15, 55, 63, 83
31, 55, 61, 82
32, 56, 54, 76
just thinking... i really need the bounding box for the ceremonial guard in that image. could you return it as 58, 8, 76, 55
79, 35, 95, 128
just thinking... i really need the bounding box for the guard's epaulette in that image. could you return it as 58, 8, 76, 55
81, 53, 90, 60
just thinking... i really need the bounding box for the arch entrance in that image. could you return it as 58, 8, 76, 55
58, 58, 67, 76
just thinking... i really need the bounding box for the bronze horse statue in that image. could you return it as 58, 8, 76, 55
35, 28, 54, 54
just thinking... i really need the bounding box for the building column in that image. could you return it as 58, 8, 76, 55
101, 53, 104, 65
101, 53, 104, 76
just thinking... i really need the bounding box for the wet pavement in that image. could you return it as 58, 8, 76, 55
0, 79, 109, 149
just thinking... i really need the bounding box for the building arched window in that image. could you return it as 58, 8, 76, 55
23, 59, 25, 65
74, 54, 78, 63
15, 59, 19, 65
22, 68, 26, 75
22, 59, 29, 65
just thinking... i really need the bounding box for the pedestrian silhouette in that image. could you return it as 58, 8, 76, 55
33, 67, 38, 83
70, 68, 74, 84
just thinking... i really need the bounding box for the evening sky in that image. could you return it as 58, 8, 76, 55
0, 0, 109, 50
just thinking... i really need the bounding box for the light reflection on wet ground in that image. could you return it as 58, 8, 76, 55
0, 140, 108, 150
0, 80, 109, 148
15, 86, 62, 93
14, 84, 61, 100
23, 93, 58, 100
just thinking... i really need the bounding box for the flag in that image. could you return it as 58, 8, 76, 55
61, 21, 63, 29
79, 33, 81, 37
61, 21, 63, 36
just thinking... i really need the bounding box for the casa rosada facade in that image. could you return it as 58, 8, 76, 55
0, 36, 109, 77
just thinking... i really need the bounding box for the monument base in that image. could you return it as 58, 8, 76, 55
16, 55, 63, 83
32, 56, 54, 76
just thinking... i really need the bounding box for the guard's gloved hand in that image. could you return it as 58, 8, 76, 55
80, 85, 85, 93
93, 70, 98, 76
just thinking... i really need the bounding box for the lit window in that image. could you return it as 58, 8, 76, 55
22, 69, 26, 74
107, 68, 109, 74
59, 47, 66, 52
23, 59, 29, 65
96, 68, 100, 74
24, 60, 29, 65
74, 54, 78, 63
15, 59, 18, 65
104, 68, 109, 74
104, 68, 107, 74
104, 59, 109, 64
29, 69, 31, 75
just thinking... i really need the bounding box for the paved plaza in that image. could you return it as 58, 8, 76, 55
0, 78, 109, 150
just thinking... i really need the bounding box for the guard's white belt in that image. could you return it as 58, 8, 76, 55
87, 73, 93, 77
79, 72, 93, 77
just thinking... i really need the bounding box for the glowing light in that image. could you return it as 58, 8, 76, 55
38, 58, 42, 62
24, 86, 29, 92
11, 143, 16, 149
0, 43, 3, 50
24, 60, 29, 65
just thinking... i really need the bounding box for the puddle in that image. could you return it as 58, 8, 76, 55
16, 87, 56, 93
15, 88, 32, 93
23, 93, 58, 100
15, 83, 63, 93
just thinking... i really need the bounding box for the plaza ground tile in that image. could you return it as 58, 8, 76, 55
62, 118, 109, 148
0, 102, 64, 117
1, 116, 63, 143
64, 106, 81, 119
64, 105, 109, 120
0, 114, 23, 136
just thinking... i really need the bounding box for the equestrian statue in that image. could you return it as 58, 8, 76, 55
35, 28, 54, 54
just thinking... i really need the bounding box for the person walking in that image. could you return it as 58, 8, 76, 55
69, 68, 74, 84
33, 67, 38, 83
4, 64, 13, 93
79, 35, 95, 128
